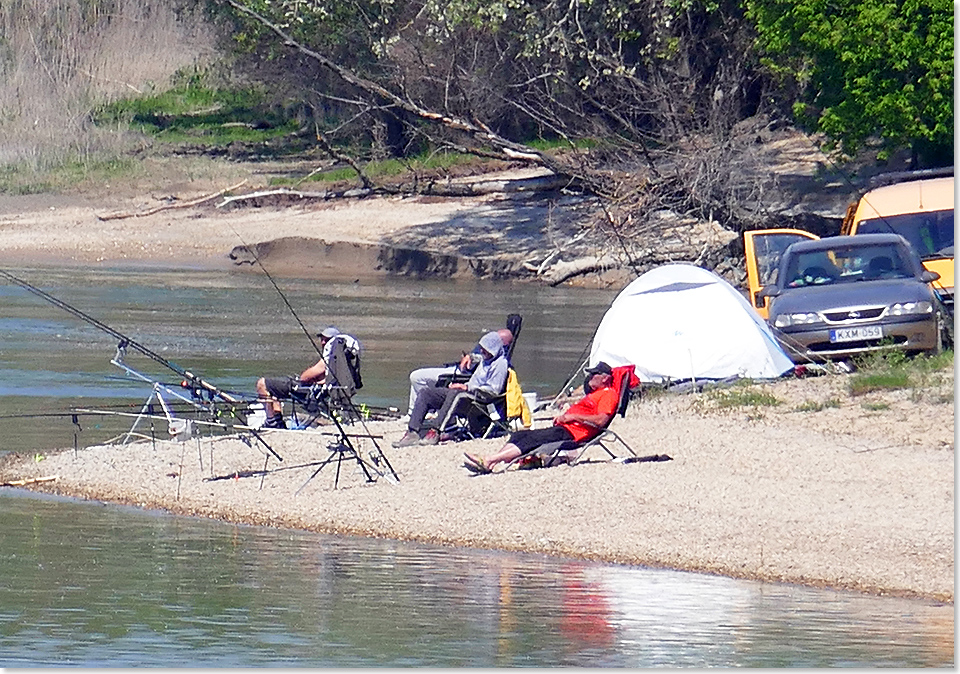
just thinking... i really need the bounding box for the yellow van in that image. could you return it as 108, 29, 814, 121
840, 174, 954, 315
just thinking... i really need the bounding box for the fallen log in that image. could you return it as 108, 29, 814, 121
97, 180, 248, 221
544, 254, 620, 286
216, 187, 337, 208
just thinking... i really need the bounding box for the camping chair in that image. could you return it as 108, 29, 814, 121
506, 364, 641, 470
431, 313, 525, 441
435, 367, 531, 441
290, 337, 363, 429
290, 338, 399, 490
438, 313, 523, 387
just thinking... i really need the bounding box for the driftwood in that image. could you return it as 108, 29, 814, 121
544, 254, 620, 286
394, 173, 575, 197
97, 180, 249, 221
216, 187, 340, 208
1, 475, 58, 487
214, 174, 573, 209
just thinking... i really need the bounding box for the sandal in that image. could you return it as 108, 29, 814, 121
463, 453, 491, 474
462, 460, 485, 474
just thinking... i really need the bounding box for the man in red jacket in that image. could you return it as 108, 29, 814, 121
463, 362, 618, 473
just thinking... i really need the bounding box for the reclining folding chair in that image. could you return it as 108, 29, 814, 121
431, 313, 526, 441
435, 367, 531, 441
289, 337, 363, 429
508, 364, 641, 470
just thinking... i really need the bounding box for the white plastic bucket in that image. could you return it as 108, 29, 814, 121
522, 392, 538, 411
246, 403, 266, 429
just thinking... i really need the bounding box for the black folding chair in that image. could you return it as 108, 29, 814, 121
291, 339, 399, 490
433, 373, 515, 441
290, 337, 363, 429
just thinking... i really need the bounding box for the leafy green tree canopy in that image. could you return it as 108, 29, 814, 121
744, 0, 953, 165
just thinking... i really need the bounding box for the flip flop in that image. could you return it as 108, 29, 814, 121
463, 453, 491, 474
462, 460, 485, 474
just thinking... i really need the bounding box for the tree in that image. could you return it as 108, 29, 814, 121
209, 0, 789, 280
743, 0, 953, 166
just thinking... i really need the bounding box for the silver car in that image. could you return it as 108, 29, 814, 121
758, 233, 942, 362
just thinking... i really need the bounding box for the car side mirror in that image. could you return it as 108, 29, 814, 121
758, 285, 781, 299
921, 270, 941, 283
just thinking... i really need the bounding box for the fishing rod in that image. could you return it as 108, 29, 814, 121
225, 226, 323, 358
0, 268, 240, 405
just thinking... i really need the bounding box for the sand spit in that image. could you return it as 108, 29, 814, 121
2, 371, 953, 603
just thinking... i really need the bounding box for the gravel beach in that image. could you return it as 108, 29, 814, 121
2, 369, 953, 603
0, 184, 953, 603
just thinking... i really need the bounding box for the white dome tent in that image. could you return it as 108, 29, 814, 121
589, 263, 794, 383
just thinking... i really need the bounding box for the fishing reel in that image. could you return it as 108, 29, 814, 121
113, 339, 130, 364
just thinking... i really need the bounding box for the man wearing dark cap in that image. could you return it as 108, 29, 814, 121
463, 362, 617, 473
255, 326, 360, 429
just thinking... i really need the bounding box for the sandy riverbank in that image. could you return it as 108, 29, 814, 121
0, 169, 954, 603
0, 167, 628, 286
2, 368, 953, 603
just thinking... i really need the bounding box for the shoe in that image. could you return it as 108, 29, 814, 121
463, 452, 491, 473
419, 429, 439, 445
264, 416, 286, 429
392, 430, 420, 448
439, 431, 457, 443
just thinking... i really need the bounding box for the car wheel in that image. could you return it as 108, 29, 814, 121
928, 311, 947, 355
939, 311, 954, 351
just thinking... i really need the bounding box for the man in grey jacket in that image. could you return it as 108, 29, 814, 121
393, 331, 509, 447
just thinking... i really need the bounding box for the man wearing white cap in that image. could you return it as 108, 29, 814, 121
255, 326, 360, 429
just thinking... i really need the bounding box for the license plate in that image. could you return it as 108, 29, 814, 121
830, 326, 883, 343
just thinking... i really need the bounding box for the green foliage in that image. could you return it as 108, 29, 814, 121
215, 0, 758, 154
849, 370, 911, 395
0, 157, 139, 195
848, 347, 953, 395
743, 0, 953, 163
94, 69, 301, 147
271, 150, 481, 186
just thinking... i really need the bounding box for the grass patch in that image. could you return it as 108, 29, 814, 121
524, 137, 598, 152
849, 370, 911, 395
849, 348, 954, 396
0, 157, 141, 195
710, 387, 782, 408
94, 71, 303, 149
284, 151, 481, 186
794, 398, 842, 412
861, 401, 891, 411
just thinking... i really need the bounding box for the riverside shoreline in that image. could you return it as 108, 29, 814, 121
1, 369, 953, 603
0, 180, 953, 604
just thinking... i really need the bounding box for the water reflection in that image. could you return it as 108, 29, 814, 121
0, 492, 952, 667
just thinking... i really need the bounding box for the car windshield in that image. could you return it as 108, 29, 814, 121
857, 210, 954, 259
784, 243, 912, 288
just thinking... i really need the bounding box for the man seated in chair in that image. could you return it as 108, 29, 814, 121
255, 326, 360, 429
393, 331, 508, 447
462, 362, 617, 474
405, 328, 513, 416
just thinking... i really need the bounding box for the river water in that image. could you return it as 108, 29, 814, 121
0, 265, 953, 667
